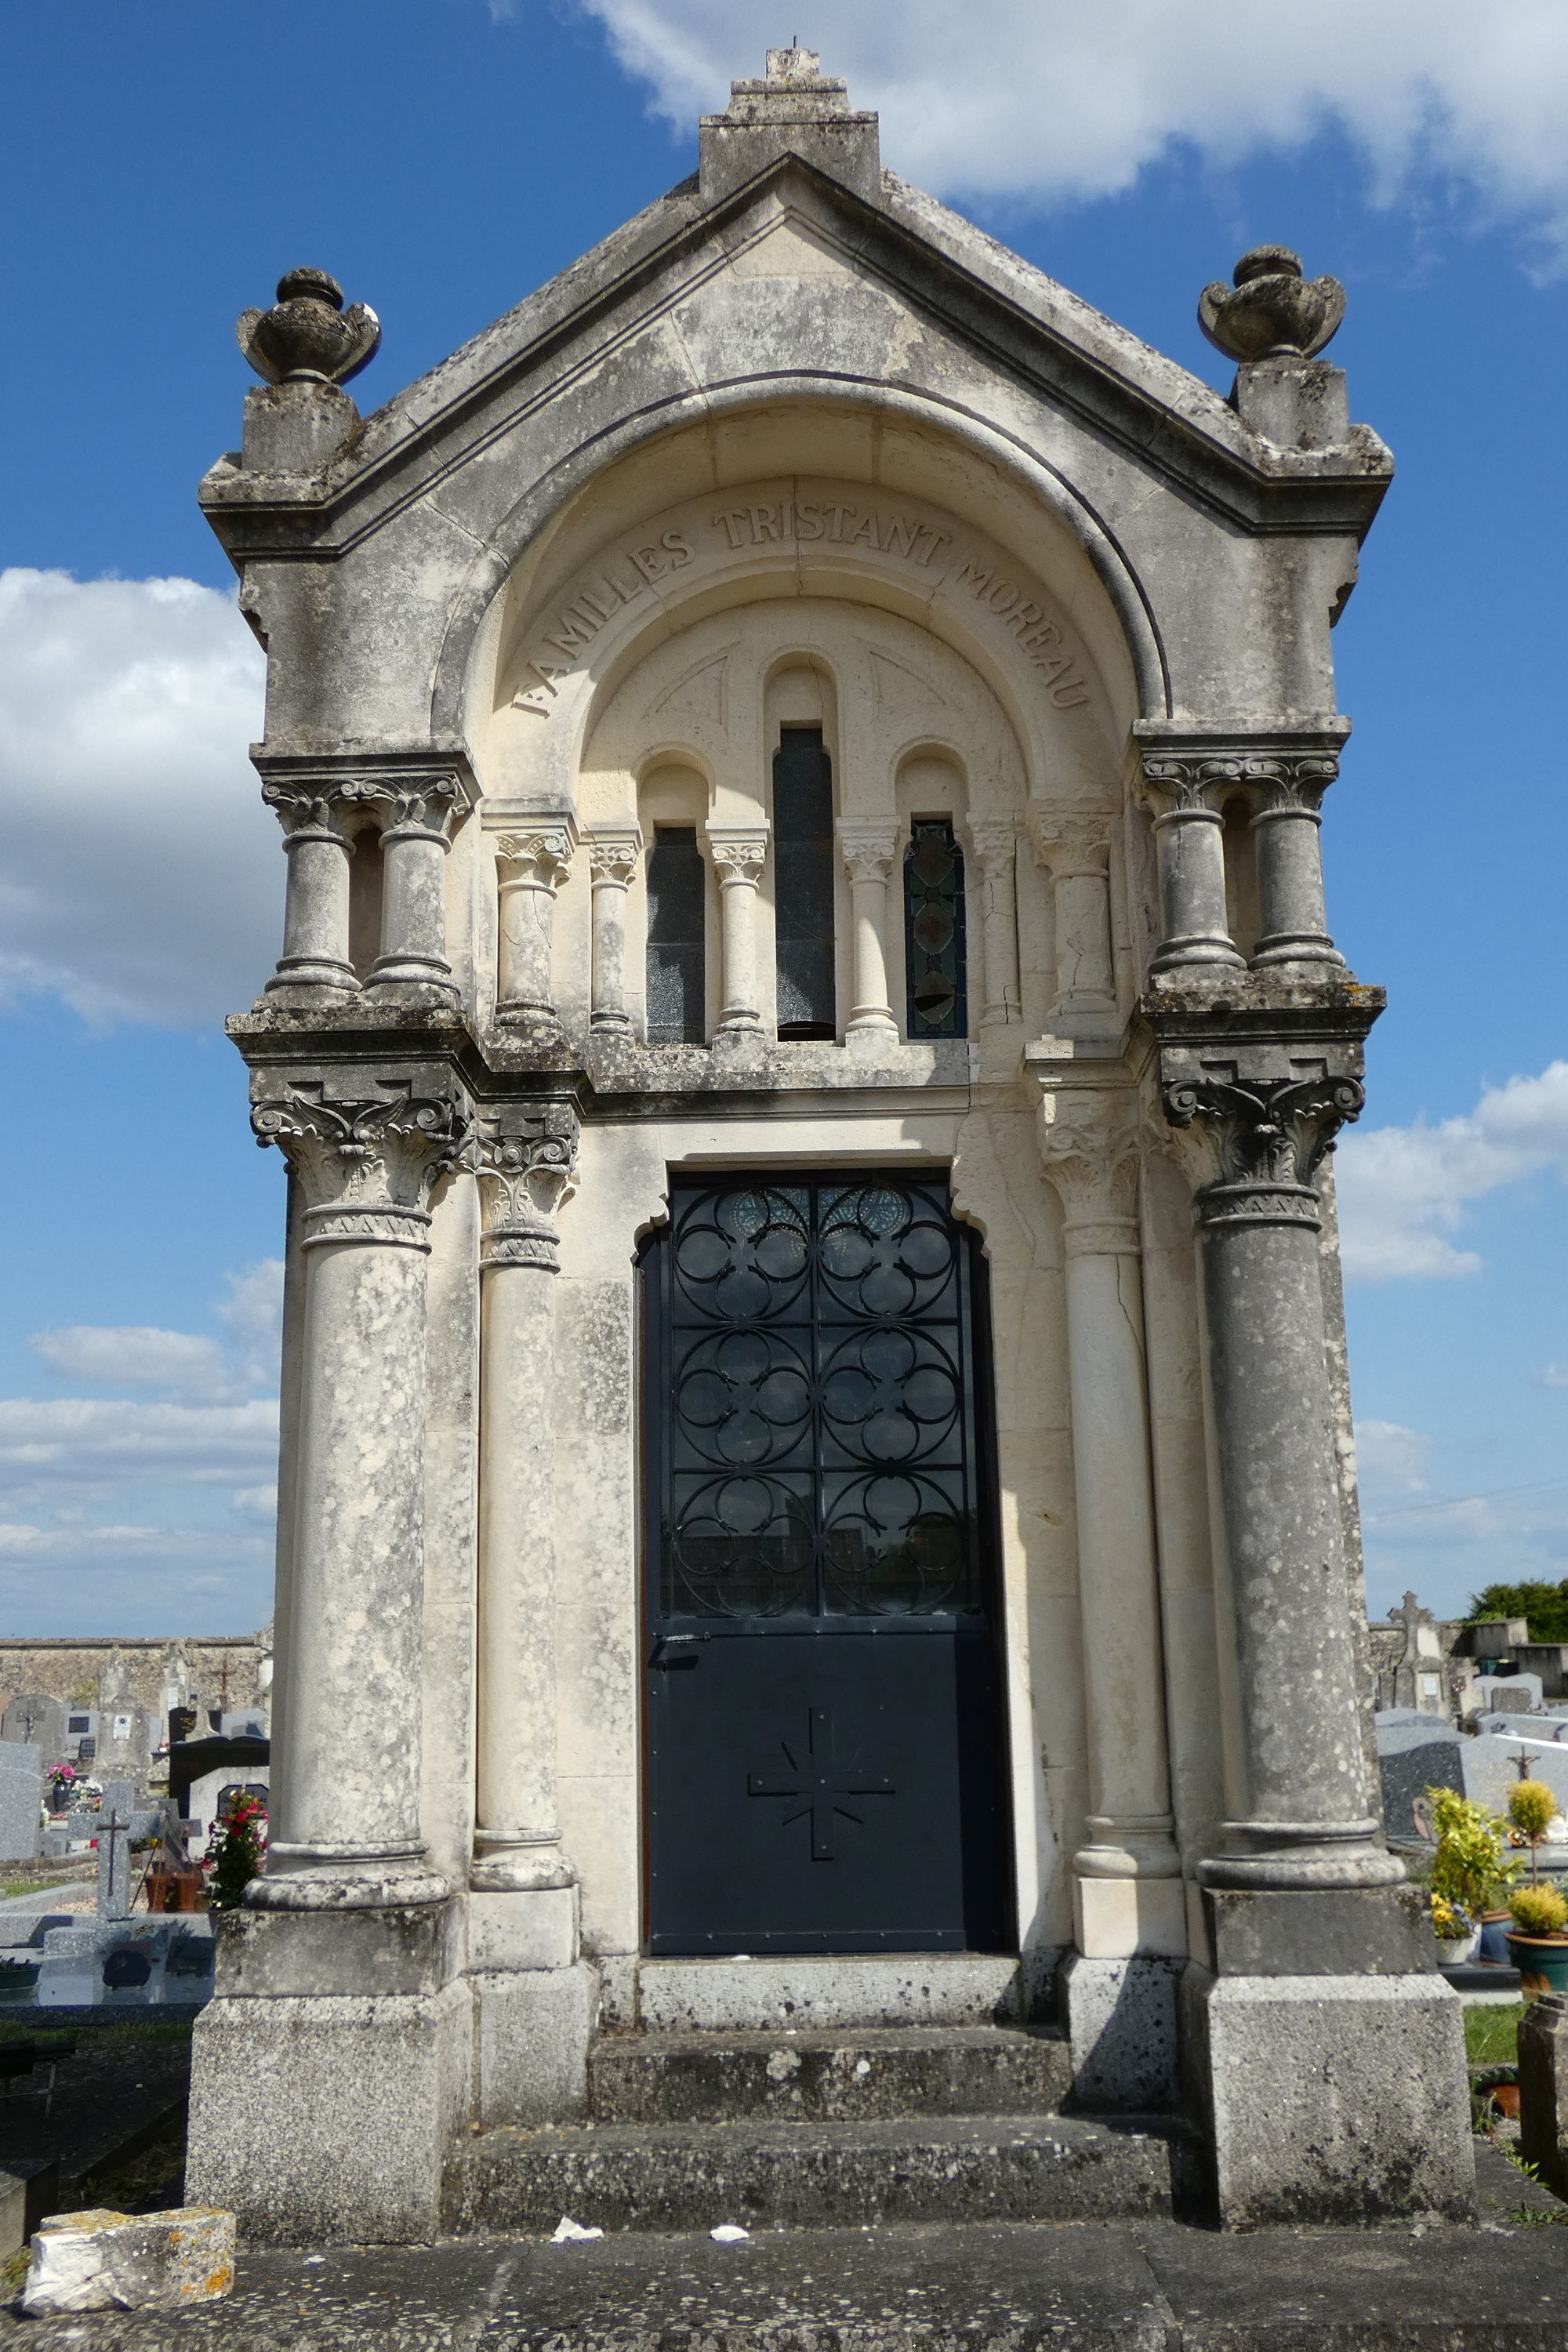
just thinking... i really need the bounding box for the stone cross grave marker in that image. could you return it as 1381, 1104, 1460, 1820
96, 1780, 165, 1921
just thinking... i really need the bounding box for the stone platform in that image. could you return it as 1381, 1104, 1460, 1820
9, 2173, 1568, 2352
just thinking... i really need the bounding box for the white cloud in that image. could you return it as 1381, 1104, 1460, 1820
213, 1260, 285, 1395
29, 1325, 227, 1393
1334, 1061, 1568, 1283
579, 1, 1568, 256
1355, 1418, 1430, 1494
0, 1397, 279, 1490
231, 1483, 279, 1522
1537, 1363, 1568, 1389
0, 568, 272, 1028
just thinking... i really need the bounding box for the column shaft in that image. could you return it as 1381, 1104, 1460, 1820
707, 828, 767, 1035
587, 832, 639, 1033
372, 819, 453, 989
472, 1109, 579, 1891
967, 822, 1020, 1028
1163, 1065, 1400, 1889
1039, 1091, 1183, 1955
496, 828, 572, 1032
1141, 759, 1244, 972
1251, 779, 1344, 967
264, 790, 357, 994
838, 821, 899, 1040
1028, 816, 1120, 1031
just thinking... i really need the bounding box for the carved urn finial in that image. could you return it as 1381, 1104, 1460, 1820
1198, 245, 1345, 363
237, 267, 380, 387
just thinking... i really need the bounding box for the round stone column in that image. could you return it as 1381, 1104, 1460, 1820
1031, 817, 1120, 1027
1139, 756, 1245, 974
1250, 757, 1345, 970
837, 818, 900, 1042
966, 818, 1021, 1029
496, 826, 573, 1033
472, 1105, 579, 1892
1163, 1065, 1401, 1889
706, 826, 768, 1036
586, 831, 640, 1034
263, 784, 358, 995
249, 1069, 470, 1907
361, 773, 467, 999
1037, 1086, 1184, 1955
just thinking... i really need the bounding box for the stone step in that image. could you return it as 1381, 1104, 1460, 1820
633, 1954, 1032, 2033
446, 2112, 1188, 2236
589, 2024, 1074, 2123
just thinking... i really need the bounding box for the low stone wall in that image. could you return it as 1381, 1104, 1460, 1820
0, 1636, 269, 1723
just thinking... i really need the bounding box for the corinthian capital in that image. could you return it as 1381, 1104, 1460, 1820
339, 766, 471, 840
1025, 808, 1113, 874
965, 817, 1019, 881
586, 829, 641, 886
836, 818, 900, 884
496, 827, 574, 890
1161, 1066, 1363, 1200
706, 827, 768, 884
1034, 1082, 1142, 1239
252, 1066, 472, 1248
474, 1103, 581, 1270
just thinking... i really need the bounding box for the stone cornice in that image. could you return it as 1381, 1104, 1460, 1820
200, 161, 1391, 565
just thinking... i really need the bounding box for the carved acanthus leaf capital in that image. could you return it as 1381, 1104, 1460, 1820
1138, 743, 1341, 818
252, 1069, 473, 1247
1160, 1067, 1364, 1196
496, 829, 573, 890
965, 818, 1019, 882
474, 1104, 581, 1269
586, 830, 642, 885
837, 819, 901, 884
1025, 807, 1114, 875
1034, 1084, 1142, 1232
706, 829, 768, 884
338, 768, 472, 841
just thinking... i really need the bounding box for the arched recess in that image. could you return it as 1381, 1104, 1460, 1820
433, 380, 1167, 766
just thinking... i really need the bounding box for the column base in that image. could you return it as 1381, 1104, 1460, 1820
470, 1839, 575, 1895
187, 1903, 469, 2244
1181, 1882, 1474, 2226
1182, 1964, 1474, 2226
472, 1959, 598, 2127
1073, 1870, 1187, 1958
1251, 935, 1346, 968
1063, 1951, 1180, 2111
495, 1003, 564, 1042
1148, 938, 1246, 973
1199, 1818, 1405, 1889
360, 973, 460, 1009
249, 1860, 452, 1911
264, 960, 360, 997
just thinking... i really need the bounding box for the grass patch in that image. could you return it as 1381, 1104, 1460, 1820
1466, 2002, 1524, 2067
0, 1878, 56, 1901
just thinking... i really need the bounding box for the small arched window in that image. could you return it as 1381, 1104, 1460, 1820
645, 825, 706, 1044
773, 725, 837, 1039
904, 819, 967, 1038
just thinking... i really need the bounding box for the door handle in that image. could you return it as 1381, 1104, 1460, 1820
648, 1635, 707, 1671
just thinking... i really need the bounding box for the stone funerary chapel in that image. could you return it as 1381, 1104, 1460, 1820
187, 53, 1474, 2238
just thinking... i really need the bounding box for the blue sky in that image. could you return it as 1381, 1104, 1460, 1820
2, 0, 1566, 1635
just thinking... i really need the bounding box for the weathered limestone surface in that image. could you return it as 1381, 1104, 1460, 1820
192, 44, 1462, 2241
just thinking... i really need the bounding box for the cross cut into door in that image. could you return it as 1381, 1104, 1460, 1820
747, 1706, 894, 1860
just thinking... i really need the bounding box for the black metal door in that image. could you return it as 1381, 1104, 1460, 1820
642, 1173, 1011, 1954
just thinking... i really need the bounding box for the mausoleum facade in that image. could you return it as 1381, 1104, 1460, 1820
187, 53, 1473, 2237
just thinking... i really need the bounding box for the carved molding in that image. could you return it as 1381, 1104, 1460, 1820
262, 766, 471, 841
1035, 1085, 1142, 1234
1160, 1067, 1365, 1204
837, 818, 901, 884
965, 817, 1019, 881
1026, 809, 1114, 874
586, 830, 641, 885
252, 1070, 472, 1248
706, 828, 768, 884
474, 1104, 581, 1271
1138, 746, 1341, 815
496, 828, 574, 890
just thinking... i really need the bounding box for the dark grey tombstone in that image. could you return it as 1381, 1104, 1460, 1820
1, 1694, 66, 1760
1375, 1708, 1463, 1841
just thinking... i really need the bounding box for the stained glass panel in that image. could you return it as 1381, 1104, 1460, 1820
903, 819, 967, 1039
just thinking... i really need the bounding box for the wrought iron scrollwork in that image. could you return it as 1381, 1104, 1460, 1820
656, 1175, 985, 1621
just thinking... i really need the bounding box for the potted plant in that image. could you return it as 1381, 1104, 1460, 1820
1506, 1880, 1568, 1991
1427, 1786, 1514, 1965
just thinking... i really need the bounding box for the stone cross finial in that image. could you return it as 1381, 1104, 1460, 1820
1198, 246, 1345, 363
238, 267, 381, 387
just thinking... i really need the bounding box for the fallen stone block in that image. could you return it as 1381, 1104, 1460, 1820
21, 2205, 235, 2315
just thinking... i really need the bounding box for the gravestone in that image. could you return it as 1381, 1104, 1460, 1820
1, 1694, 66, 1762
93, 1663, 151, 1786
1471, 1674, 1544, 1717
0, 1744, 43, 1864
1462, 1733, 1568, 1820
1375, 1708, 1462, 1841
95, 1783, 163, 1921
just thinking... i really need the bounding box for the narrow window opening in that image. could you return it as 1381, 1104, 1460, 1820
772, 725, 836, 1040
905, 817, 967, 1038
645, 825, 707, 1044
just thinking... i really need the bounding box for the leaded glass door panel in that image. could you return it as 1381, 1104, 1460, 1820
641, 1172, 1011, 1953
